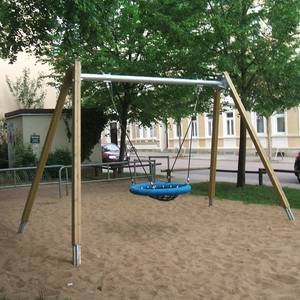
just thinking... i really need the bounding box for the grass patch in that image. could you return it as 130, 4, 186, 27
191, 182, 300, 209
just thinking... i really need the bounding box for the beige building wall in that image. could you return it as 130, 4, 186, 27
21, 114, 71, 156
0, 53, 58, 115
126, 105, 300, 155
287, 107, 300, 149
287, 107, 299, 136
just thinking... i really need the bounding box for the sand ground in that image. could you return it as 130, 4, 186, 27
0, 181, 300, 300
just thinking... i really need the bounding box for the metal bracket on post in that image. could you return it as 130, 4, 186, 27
18, 222, 28, 233
73, 244, 81, 267
166, 169, 171, 182
258, 168, 263, 186
286, 208, 295, 221
218, 78, 229, 90
151, 160, 156, 182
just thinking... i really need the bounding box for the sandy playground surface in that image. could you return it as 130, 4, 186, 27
0, 181, 300, 300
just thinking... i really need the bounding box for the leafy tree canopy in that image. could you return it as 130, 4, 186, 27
1, 0, 300, 172
0, 0, 212, 119
0, 0, 216, 162
158, 0, 300, 186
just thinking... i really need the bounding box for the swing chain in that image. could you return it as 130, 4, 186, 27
105, 81, 153, 183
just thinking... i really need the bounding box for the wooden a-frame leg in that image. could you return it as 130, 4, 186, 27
224, 72, 294, 220
208, 90, 221, 206
18, 66, 74, 233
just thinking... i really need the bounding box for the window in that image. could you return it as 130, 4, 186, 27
191, 116, 198, 137
206, 114, 213, 137
142, 127, 147, 138
149, 126, 155, 138
176, 121, 182, 138
272, 111, 286, 135
129, 123, 135, 139
225, 111, 234, 136
138, 126, 146, 139
275, 112, 285, 133
256, 113, 265, 134
138, 125, 155, 139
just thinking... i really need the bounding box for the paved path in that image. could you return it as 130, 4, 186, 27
134, 151, 300, 189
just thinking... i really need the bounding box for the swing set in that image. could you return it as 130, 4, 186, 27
18, 60, 295, 267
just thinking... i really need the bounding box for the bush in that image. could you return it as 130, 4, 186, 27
47, 148, 72, 166
0, 142, 8, 168
46, 148, 72, 179
14, 143, 36, 167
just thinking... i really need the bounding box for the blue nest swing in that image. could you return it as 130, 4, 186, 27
130, 181, 192, 201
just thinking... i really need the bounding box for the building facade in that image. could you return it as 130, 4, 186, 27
103, 105, 300, 157
2, 54, 300, 158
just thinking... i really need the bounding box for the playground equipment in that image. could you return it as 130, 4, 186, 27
18, 60, 295, 267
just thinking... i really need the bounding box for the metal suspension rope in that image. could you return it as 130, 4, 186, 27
186, 117, 195, 183
170, 119, 193, 173
186, 87, 200, 183
170, 86, 200, 177
105, 81, 153, 183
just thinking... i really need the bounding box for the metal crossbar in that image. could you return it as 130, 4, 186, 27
81, 73, 227, 88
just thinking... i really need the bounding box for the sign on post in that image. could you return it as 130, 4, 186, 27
30, 134, 40, 144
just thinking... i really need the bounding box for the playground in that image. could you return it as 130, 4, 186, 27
1, 181, 300, 300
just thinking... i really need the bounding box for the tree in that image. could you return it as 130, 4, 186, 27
3, 1, 298, 181
6, 67, 46, 109
252, 54, 300, 159
2, 1, 211, 166
1, 1, 213, 175
0, 1, 61, 62
159, 0, 300, 186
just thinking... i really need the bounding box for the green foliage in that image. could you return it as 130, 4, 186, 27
192, 182, 300, 209
6, 67, 46, 109
167, 0, 300, 186
0, 116, 8, 168
0, 116, 7, 143
0, 143, 8, 169
47, 148, 72, 166
0, 1, 212, 162
1, 1, 300, 114
0, 1, 60, 62
81, 108, 108, 161
1, 0, 300, 179
63, 108, 107, 161
14, 143, 36, 167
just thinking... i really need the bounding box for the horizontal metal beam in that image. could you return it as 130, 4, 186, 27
81, 73, 227, 89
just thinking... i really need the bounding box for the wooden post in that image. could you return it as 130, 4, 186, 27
72, 59, 82, 266
18, 66, 74, 233
224, 72, 294, 220
208, 90, 221, 206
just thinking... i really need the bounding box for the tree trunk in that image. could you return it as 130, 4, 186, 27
165, 119, 169, 150
237, 117, 247, 187
177, 119, 181, 152
266, 116, 272, 160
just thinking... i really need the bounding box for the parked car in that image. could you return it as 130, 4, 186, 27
294, 152, 300, 183
101, 143, 129, 163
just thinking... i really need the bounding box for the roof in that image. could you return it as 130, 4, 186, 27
5, 109, 58, 118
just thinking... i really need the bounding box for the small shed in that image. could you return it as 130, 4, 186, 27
5, 109, 101, 167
